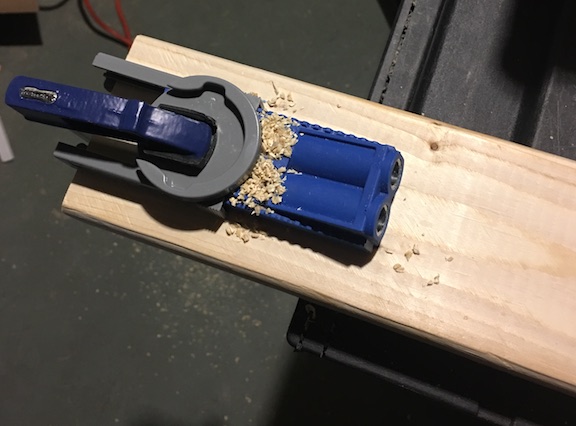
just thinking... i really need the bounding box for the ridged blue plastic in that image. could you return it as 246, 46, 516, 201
5, 76, 213, 160
227, 117, 403, 250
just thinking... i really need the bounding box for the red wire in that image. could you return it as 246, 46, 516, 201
114, 0, 132, 44
82, 0, 133, 47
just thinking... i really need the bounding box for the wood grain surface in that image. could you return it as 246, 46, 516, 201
62, 35, 576, 393
0, 0, 37, 13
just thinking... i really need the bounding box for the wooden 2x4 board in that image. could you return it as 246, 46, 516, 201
62, 36, 576, 393
0, 0, 37, 13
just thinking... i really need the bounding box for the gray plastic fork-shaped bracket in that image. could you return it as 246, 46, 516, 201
136, 75, 261, 202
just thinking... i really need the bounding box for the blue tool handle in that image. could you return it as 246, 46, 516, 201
5, 76, 214, 160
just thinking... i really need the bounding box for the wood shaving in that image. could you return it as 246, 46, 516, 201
384, 249, 393, 254
266, 81, 296, 111
445, 256, 454, 262
226, 112, 299, 242
426, 274, 440, 286
240, 231, 251, 243
229, 112, 298, 216
271, 80, 279, 95
393, 263, 405, 273
260, 113, 298, 160
225, 223, 264, 243
230, 156, 285, 214
404, 250, 413, 261
412, 245, 420, 255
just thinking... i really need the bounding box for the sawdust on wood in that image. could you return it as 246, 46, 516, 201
229, 156, 284, 215
226, 108, 299, 242
259, 113, 298, 160
229, 112, 298, 216
393, 263, 405, 273
266, 81, 296, 112
225, 223, 264, 243
426, 274, 440, 286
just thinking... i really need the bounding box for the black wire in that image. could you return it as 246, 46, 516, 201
39, 0, 71, 11
77, 0, 127, 48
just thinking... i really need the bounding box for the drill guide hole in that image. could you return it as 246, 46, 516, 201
390, 158, 402, 191
376, 204, 389, 236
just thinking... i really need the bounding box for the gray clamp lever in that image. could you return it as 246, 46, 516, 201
55, 54, 261, 205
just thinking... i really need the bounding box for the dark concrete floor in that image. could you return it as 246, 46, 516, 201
0, 2, 478, 425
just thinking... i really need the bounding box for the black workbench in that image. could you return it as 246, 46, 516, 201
288, 1, 576, 424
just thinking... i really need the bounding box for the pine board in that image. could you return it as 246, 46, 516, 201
62, 35, 576, 393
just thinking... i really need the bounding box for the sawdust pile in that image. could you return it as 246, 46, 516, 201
229, 112, 298, 216
229, 157, 284, 215
266, 82, 296, 113
260, 113, 298, 159
225, 223, 264, 243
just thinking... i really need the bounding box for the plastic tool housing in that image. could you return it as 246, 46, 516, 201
87, 54, 404, 250
4, 53, 404, 251
5, 76, 214, 166
229, 117, 403, 251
